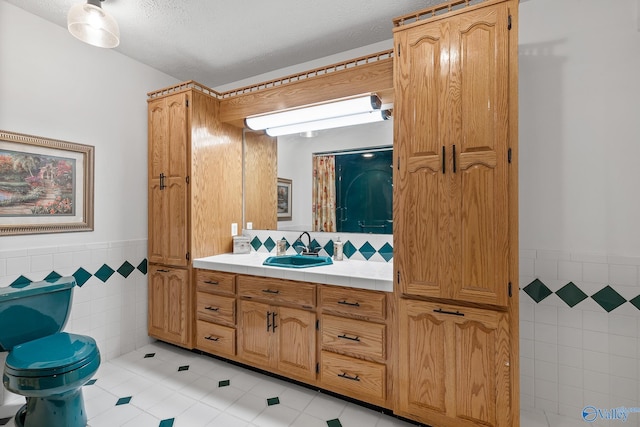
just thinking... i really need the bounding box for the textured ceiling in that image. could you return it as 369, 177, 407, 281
5, 0, 443, 89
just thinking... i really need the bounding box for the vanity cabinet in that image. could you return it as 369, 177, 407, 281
237, 276, 317, 382
195, 270, 237, 357
393, 0, 519, 426
146, 86, 243, 348
319, 285, 390, 407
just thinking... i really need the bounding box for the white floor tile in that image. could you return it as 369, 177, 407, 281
290, 412, 328, 427
146, 391, 197, 420
226, 392, 267, 422
206, 411, 252, 427
303, 392, 348, 421
121, 412, 160, 427
338, 402, 382, 426
173, 401, 221, 427
252, 403, 301, 427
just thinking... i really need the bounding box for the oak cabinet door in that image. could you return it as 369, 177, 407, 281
147, 265, 190, 346
237, 300, 272, 369
276, 306, 316, 382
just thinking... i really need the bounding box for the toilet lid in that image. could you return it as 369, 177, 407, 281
5, 332, 99, 377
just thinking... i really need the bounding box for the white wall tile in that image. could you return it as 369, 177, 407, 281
535, 258, 558, 279
535, 341, 558, 363
30, 254, 53, 273
583, 350, 610, 374
0, 259, 6, 277
610, 264, 638, 286
53, 252, 74, 269
609, 334, 637, 358
535, 359, 558, 382
583, 330, 609, 351
583, 263, 609, 284
583, 311, 609, 333
521, 320, 534, 340
558, 384, 584, 407
558, 326, 583, 349
558, 345, 583, 368
557, 306, 583, 329
610, 355, 638, 379
610, 376, 638, 401
584, 370, 611, 393
609, 314, 638, 337
534, 397, 558, 414
535, 378, 559, 401
535, 322, 558, 344
535, 304, 558, 325
558, 260, 583, 281
559, 365, 583, 388
521, 338, 535, 359
520, 257, 535, 276
6, 256, 29, 276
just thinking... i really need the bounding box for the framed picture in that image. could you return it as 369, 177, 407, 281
277, 177, 292, 221
0, 130, 94, 236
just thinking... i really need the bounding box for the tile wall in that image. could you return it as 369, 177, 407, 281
519, 249, 640, 425
0, 239, 152, 405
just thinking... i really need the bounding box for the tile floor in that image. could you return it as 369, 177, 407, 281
0, 341, 589, 427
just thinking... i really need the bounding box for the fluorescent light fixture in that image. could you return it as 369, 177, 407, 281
68, 0, 120, 48
246, 95, 382, 131
266, 110, 391, 137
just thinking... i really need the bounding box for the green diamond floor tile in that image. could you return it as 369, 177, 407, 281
159, 419, 175, 427
144, 353, 155, 358
0, 416, 12, 426
178, 365, 189, 372
115, 396, 132, 406
84, 379, 97, 386
555, 282, 588, 307
95, 264, 115, 282
117, 261, 135, 278
219, 379, 230, 387
591, 285, 627, 312
327, 419, 343, 427
267, 397, 280, 406
523, 278, 553, 303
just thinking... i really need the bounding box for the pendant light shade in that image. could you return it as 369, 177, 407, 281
68, 0, 120, 48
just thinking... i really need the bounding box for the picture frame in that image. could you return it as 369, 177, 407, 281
0, 130, 94, 236
277, 177, 292, 221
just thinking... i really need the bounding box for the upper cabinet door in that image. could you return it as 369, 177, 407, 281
148, 93, 190, 267
394, 1, 514, 307
394, 19, 450, 299
449, 3, 511, 307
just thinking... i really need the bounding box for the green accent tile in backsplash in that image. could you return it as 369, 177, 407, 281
523, 279, 553, 303
555, 282, 588, 307
591, 285, 627, 313
4, 258, 148, 290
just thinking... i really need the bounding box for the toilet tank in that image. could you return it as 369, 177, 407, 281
0, 277, 75, 352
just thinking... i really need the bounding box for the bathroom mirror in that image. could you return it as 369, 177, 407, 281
243, 118, 393, 233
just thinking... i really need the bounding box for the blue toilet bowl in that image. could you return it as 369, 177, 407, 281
0, 278, 101, 427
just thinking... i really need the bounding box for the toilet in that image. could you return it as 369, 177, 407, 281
0, 277, 100, 427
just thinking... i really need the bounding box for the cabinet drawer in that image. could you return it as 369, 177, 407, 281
196, 320, 235, 357
196, 292, 235, 325
320, 286, 386, 321
237, 275, 315, 308
322, 315, 385, 360
321, 351, 386, 405
195, 270, 235, 296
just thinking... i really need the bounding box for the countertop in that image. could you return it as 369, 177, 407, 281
193, 252, 393, 292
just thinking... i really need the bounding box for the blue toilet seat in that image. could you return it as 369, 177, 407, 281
5, 332, 99, 379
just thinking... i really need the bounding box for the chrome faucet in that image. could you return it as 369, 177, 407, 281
296, 231, 319, 256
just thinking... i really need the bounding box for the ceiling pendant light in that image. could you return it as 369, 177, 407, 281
67, 0, 120, 48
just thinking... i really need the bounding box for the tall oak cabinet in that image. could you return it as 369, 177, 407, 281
147, 85, 243, 348
393, 1, 519, 426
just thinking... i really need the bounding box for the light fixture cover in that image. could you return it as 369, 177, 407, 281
266, 110, 391, 137
246, 95, 382, 131
68, 0, 120, 48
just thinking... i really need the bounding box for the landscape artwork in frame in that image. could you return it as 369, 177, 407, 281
277, 178, 292, 221
0, 130, 94, 235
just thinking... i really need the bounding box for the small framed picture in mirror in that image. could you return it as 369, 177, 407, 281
277, 178, 292, 221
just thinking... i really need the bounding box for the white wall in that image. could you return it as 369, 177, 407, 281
0, 0, 178, 404
519, 0, 640, 422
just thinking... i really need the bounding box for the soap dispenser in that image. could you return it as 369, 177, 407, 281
333, 237, 343, 261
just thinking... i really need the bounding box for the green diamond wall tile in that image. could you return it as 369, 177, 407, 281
591, 286, 627, 312
629, 295, 640, 311
44, 271, 62, 282
556, 282, 588, 307
323, 240, 334, 257
251, 236, 262, 251
343, 241, 357, 258
523, 279, 553, 303
117, 261, 135, 278
359, 241, 376, 260
378, 242, 393, 262
73, 268, 92, 287
95, 264, 115, 283
9, 275, 32, 288
137, 259, 148, 275
264, 237, 276, 252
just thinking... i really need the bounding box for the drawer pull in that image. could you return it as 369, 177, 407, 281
204, 280, 219, 285
204, 335, 220, 342
338, 334, 361, 342
157, 269, 170, 273
338, 372, 360, 382
262, 289, 280, 294
433, 308, 465, 317
337, 300, 360, 307
204, 306, 219, 312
